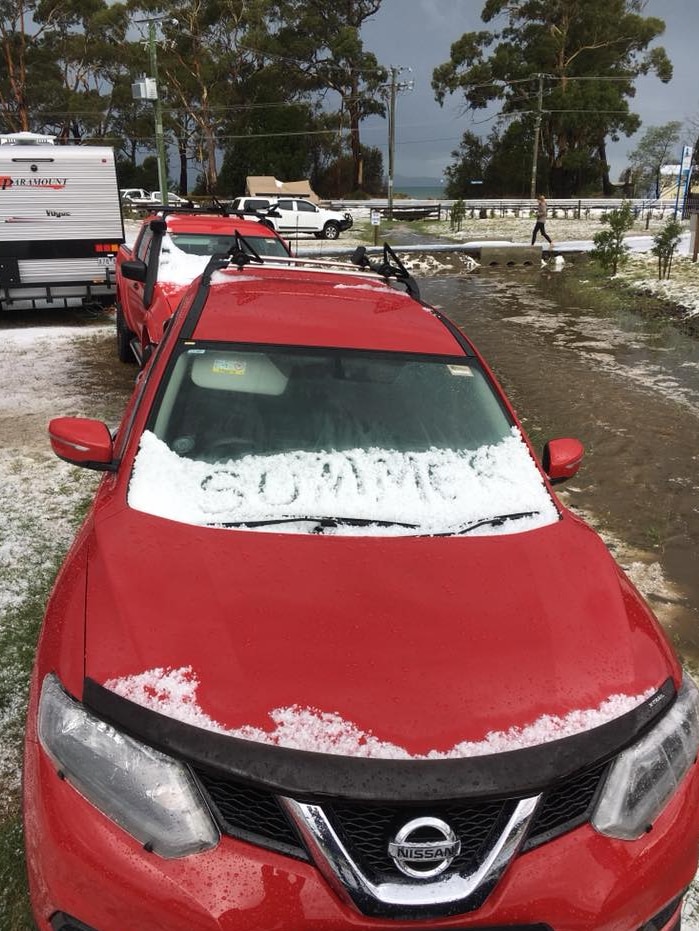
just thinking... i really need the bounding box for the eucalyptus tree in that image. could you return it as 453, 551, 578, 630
264, 0, 387, 192
126, 0, 279, 193
0, 0, 131, 138
442, 130, 491, 198
432, 0, 673, 196
628, 121, 683, 197
39, 0, 132, 141
1, 0, 42, 130
0, 0, 64, 131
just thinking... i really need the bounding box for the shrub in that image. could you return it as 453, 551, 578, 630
651, 216, 683, 280
590, 201, 634, 275
450, 199, 466, 231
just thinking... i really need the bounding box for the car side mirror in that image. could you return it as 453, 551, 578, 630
120, 259, 148, 283
542, 437, 584, 484
48, 417, 117, 471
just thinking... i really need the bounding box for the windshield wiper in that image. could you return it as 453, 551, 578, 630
213, 516, 419, 531
430, 511, 541, 537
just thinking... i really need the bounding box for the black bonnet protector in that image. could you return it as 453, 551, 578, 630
83, 677, 675, 803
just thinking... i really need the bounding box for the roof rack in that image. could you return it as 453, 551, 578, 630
200, 238, 421, 298
348, 243, 420, 300
179, 237, 421, 340
145, 203, 278, 231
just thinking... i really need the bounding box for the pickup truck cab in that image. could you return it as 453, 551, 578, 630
230, 196, 353, 239
115, 209, 290, 363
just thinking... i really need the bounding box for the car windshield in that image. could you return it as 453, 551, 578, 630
169, 232, 288, 258
129, 345, 558, 535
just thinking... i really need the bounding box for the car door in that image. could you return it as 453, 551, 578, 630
121, 226, 154, 343
294, 199, 320, 232
274, 199, 298, 233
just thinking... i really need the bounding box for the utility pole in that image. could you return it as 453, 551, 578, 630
147, 19, 169, 206
529, 73, 544, 199
388, 67, 397, 220
387, 66, 413, 221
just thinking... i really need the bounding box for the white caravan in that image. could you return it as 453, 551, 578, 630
0, 132, 124, 310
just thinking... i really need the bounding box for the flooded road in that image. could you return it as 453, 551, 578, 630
422, 267, 699, 666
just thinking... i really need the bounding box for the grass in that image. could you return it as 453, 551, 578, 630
0, 484, 93, 931
0, 570, 60, 931
0, 816, 34, 931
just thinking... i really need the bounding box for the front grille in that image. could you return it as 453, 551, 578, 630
50, 914, 100, 931
193, 767, 304, 858
638, 892, 685, 931
328, 798, 513, 878
524, 759, 609, 850
191, 758, 609, 868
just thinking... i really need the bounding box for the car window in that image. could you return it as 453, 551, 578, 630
243, 199, 271, 211
136, 227, 154, 263
169, 232, 288, 258
134, 345, 557, 535
277, 199, 294, 211
296, 200, 316, 213
150, 346, 513, 460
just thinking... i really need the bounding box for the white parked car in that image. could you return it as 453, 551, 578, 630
119, 188, 151, 204
149, 191, 190, 205
120, 190, 190, 207
230, 196, 353, 239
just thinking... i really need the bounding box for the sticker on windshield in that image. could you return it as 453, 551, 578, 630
447, 365, 473, 377
212, 359, 246, 376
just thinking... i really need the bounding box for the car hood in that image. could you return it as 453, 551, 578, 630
84, 508, 676, 759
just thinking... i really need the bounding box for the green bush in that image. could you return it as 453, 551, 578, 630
590, 201, 634, 275
651, 216, 683, 280
450, 199, 466, 232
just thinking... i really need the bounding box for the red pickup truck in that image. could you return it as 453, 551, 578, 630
115, 208, 291, 363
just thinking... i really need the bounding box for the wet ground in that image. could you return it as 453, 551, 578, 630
0, 305, 136, 445
422, 266, 699, 666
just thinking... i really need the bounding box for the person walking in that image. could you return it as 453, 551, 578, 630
531, 194, 554, 249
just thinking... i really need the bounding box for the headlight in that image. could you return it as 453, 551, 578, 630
38, 674, 219, 858
592, 675, 699, 840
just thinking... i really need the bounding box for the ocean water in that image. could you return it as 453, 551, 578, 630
394, 185, 447, 200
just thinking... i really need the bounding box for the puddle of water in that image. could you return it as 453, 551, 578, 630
424, 270, 699, 666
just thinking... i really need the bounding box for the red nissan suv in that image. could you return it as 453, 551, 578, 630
24, 245, 699, 931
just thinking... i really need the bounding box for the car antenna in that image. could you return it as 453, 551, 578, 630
349, 243, 420, 300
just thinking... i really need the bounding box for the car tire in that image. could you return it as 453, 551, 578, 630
323, 222, 341, 240
116, 303, 137, 364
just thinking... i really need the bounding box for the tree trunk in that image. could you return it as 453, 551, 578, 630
177, 136, 188, 195
598, 140, 613, 196
349, 73, 362, 191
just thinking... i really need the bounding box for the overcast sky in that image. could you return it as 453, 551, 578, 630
359, 0, 698, 187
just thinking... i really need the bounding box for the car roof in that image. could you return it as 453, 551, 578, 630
163, 212, 281, 237
189, 265, 467, 355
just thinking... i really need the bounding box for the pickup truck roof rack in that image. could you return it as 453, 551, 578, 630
146, 204, 278, 231
179, 235, 421, 340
